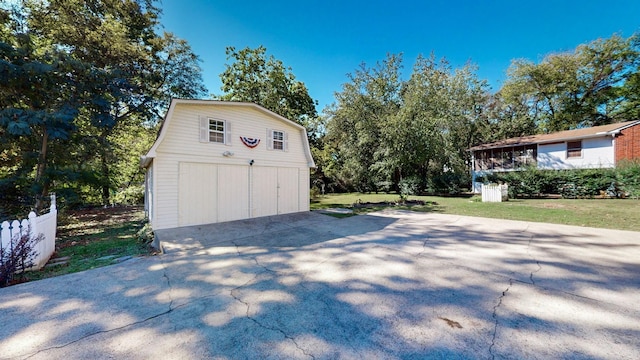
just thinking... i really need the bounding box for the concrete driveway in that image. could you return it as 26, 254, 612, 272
1, 211, 639, 359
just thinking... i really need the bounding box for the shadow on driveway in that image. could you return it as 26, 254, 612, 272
1, 210, 639, 359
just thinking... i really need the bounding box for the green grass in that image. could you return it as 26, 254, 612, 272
23, 206, 155, 282
311, 193, 640, 232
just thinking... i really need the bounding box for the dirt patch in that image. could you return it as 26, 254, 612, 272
538, 203, 567, 209
353, 200, 430, 209
54, 205, 146, 251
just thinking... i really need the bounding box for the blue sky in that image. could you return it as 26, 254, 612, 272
158, 0, 640, 113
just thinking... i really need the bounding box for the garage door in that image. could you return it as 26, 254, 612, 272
251, 167, 300, 217
276, 167, 299, 214
179, 163, 301, 226
178, 162, 218, 226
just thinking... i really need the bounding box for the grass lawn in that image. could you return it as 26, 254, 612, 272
311, 193, 640, 232
22, 206, 155, 282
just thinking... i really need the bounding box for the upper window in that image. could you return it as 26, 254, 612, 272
199, 116, 231, 145
272, 130, 284, 150
567, 140, 582, 158
209, 119, 225, 143
267, 129, 287, 151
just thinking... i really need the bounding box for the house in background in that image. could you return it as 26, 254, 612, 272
469, 120, 640, 193
141, 99, 315, 230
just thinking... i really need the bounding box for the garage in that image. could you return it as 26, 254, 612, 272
141, 100, 315, 230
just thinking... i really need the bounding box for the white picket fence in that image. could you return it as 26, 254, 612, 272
481, 184, 509, 202
1, 194, 57, 270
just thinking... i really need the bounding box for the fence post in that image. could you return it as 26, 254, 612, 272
50, 193, 57, 212
28, 211, 37, 242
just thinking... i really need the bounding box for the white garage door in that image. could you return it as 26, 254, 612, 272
276, 167, 299, 214
179, 163, 302, 226
178, 162, 218, 226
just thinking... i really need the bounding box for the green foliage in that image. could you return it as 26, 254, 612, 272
325, 53, 487, 194
485, 166, 639, 199
501, 33, 640, 133
325, 54, 404, 193
616, 160, 640, 199
219, 46, 318, 137
0, 230, 43, 287
0, 0, 205, 211
398, 176, 420, 200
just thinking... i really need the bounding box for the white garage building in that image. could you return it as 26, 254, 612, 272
141, 99, 315, 230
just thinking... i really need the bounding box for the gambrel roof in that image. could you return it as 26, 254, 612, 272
141, 99, 315, 168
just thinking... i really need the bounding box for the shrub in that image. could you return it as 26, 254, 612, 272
487, 167, 629, 199
616, 160, 640, 199
399, 176, 421, 200
0, 229, 43, 287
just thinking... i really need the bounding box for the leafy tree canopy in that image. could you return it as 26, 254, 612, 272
218, 46, 319, 140
501, 33, 640, 133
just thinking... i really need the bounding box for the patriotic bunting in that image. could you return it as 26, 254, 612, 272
240, 136, 260, 148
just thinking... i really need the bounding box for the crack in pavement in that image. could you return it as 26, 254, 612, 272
229, 274, 315, 359
232, 240, 279, 276
526, 234, 542, 285
21, 257, 177, 360
416, 234, 431, 258
488, 279, 513, 360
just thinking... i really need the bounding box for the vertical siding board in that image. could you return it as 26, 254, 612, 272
252, 167, 278, 218
299, 169, 310, 211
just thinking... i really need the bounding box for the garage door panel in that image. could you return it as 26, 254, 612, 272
278, 168, 299, 214
178, 162, 217, 226
217, 165, 249, 222
252, 167, 277, 218
179, 163, 304, 226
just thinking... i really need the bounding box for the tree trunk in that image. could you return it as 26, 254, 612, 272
101, 148, 111, 206
34, 126, 49, 213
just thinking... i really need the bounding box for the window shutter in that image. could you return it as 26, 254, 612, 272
284, 131, 289, 152
267, 128, 273, 150
225, 121, 232, 146
199, 116, 209, 143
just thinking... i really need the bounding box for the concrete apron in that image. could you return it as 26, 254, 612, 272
0, 210, 639, 359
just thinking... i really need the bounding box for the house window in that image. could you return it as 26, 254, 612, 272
272, 130, 284, 150
209, 119, 225, 143
267, 129, 287, 151
567, 140, 582, 158
199, 116, 231, 145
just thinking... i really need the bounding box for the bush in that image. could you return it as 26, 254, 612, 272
399, 176, 420, 200
427, 173, 470, 195
617, 160, 640, 199
486, 166, 635, 199
0, 229, 43, 287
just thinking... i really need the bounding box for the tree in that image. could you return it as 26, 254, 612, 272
325, 54, 404, 192
0, 0, 206, 212
378, 54, 488, 193
501, 33, 640, 133
219, 46, 318, 140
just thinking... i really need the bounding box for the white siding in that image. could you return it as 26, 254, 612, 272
156, 104, 309, 168
149, 103, 312, 230
298, 169, 310, 211
537, 137, 615, 170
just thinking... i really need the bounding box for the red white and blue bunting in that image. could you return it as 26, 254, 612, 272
240, 136, 260, 148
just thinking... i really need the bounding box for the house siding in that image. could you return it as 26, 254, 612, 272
156, 104, 309, 167
537, 137, 615, 170
148, 103, 311, 230
615, 124, 640, 163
